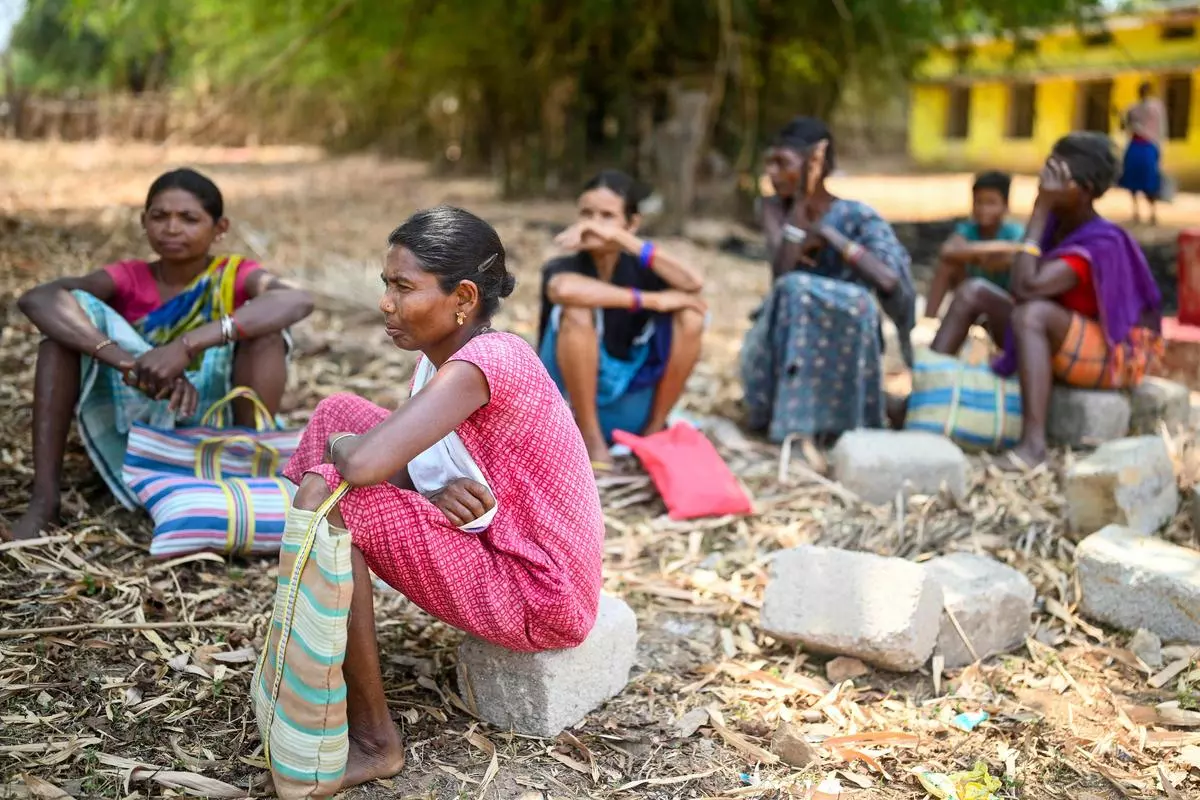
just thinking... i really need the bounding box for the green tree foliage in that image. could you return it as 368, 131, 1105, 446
10, 0, 1103, 194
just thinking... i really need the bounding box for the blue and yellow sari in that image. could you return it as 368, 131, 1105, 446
75, 256, 254, 509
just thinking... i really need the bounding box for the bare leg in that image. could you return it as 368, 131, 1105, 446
8, 340, 81, 541
555, 305, 611, 467
231, 332, 288, 426
1130, 191, 1141, 225
930, 278, 1016, 355
924, 258, 963, 320
1007, 300, 1073, 468
1149, 196, 1158, 227
643, 308, 704, 435
293, 475, 405, 791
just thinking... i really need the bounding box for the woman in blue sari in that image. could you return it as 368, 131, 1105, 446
6, 169, 314, 541
742, 117, 915, 447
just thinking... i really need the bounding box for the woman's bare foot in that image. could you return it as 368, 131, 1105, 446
582, 430, 613, 472
996, 443, 1046, 473
7, 496, 61, 541
339, 728, 405, 791
641, 418, 669, 437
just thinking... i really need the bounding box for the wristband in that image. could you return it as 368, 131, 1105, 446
639, 241, 656, 269
783, 224, 808, 244
631, 288, 643, 313
1019, 241, 1042, 258
329, 433, 356, 458
843, 242, 865, 265
93, 338, 116, 356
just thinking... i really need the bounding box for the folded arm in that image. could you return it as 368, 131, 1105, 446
179, 271, 313, 354
17, 271, 134, 369
939, 234, 1021, 267
329, 360, 491, 487
1009, 257, 1079, 303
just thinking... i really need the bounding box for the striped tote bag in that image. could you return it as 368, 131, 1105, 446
122, 388, 303, 558
252, 482, 353, 799
906, 347, 1023, 452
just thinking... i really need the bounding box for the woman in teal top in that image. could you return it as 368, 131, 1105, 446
925, 171, 1025, 317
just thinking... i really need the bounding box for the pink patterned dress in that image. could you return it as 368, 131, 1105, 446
283, 332, 605, 652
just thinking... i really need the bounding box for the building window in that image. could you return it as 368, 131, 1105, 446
1166, 74, 1192, 141
1162, 23, 1196, 41
1077, 79, 1113, 134
946, 86, 971, 139
1008, 83, 1036, 139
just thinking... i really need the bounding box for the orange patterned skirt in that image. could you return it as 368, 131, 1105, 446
1052, 314, 1163, 390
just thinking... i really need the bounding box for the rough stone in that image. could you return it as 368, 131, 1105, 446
825, 656, 870, 684
1047, 387, 1131, 448
1128, 628, 1164, 670
831, 430, 968, 505
1189, 487, 1200, 536
1076, 526, 1200, 643
760, 545, 943, 672
456, 595, 637, 737
1064, 436, 1178, 537
770, 722, 820, 768
1130, 377, 1191, 435
924, 553, 1035, 668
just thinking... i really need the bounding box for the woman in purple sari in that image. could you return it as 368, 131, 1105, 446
928, 132, 1162, 469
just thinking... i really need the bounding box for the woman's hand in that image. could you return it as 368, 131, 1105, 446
555, 221, 626, 252
1035, 156, 1074, 211
644, 290, 708, 315
167, 377, 199, 418
429, 478, 496, 527
129, 340, 192, 399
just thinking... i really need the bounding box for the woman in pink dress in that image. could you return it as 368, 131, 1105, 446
283, 206, 605, 790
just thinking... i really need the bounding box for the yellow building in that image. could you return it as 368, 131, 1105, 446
909, 2, 1200, 187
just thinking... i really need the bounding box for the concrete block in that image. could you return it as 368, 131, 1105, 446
831, 430, 968, 505
924, 553, 1035, 668
1076, 526, 1200, 642
1047, 387, 1131, 448
456, 595, 637, 737
1064, 436, 1178, 537
1130, 377, 1190, 435
761, 545, 943, 672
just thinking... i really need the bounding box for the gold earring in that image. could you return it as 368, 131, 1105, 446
456, 310, 466, 326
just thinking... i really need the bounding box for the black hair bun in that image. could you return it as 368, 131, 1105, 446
499, 273, 517, 298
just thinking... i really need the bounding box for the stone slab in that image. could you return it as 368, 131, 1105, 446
1064, 436, 1178, 537
831, 430, 968, 505
1076, 526, 1200, 643
1047, 387, 1131, 448
456, 595, 637, 737
924, 553, 1035, 668
1130, 377, 1190, 435
761, 545, 943, 672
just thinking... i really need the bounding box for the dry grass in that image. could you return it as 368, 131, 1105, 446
1, 141, 1199, 799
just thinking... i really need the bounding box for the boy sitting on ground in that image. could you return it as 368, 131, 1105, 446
924, 171, 1024, 318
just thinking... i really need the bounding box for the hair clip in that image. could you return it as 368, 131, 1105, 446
477, 254, 499, 272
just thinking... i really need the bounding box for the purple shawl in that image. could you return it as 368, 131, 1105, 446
992, 216, 1162, 377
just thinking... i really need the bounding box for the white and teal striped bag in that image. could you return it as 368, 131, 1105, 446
251, 482, 353, 799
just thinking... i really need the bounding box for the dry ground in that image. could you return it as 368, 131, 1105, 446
1, 141, 1199, 800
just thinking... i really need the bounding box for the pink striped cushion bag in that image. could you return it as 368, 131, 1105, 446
122, 388, 303, 559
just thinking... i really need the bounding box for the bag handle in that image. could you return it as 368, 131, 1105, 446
200, 387, 276, 431
259, 481, 351, 761
195, 435, 281, 480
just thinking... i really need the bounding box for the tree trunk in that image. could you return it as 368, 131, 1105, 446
652, 84, 711, 235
